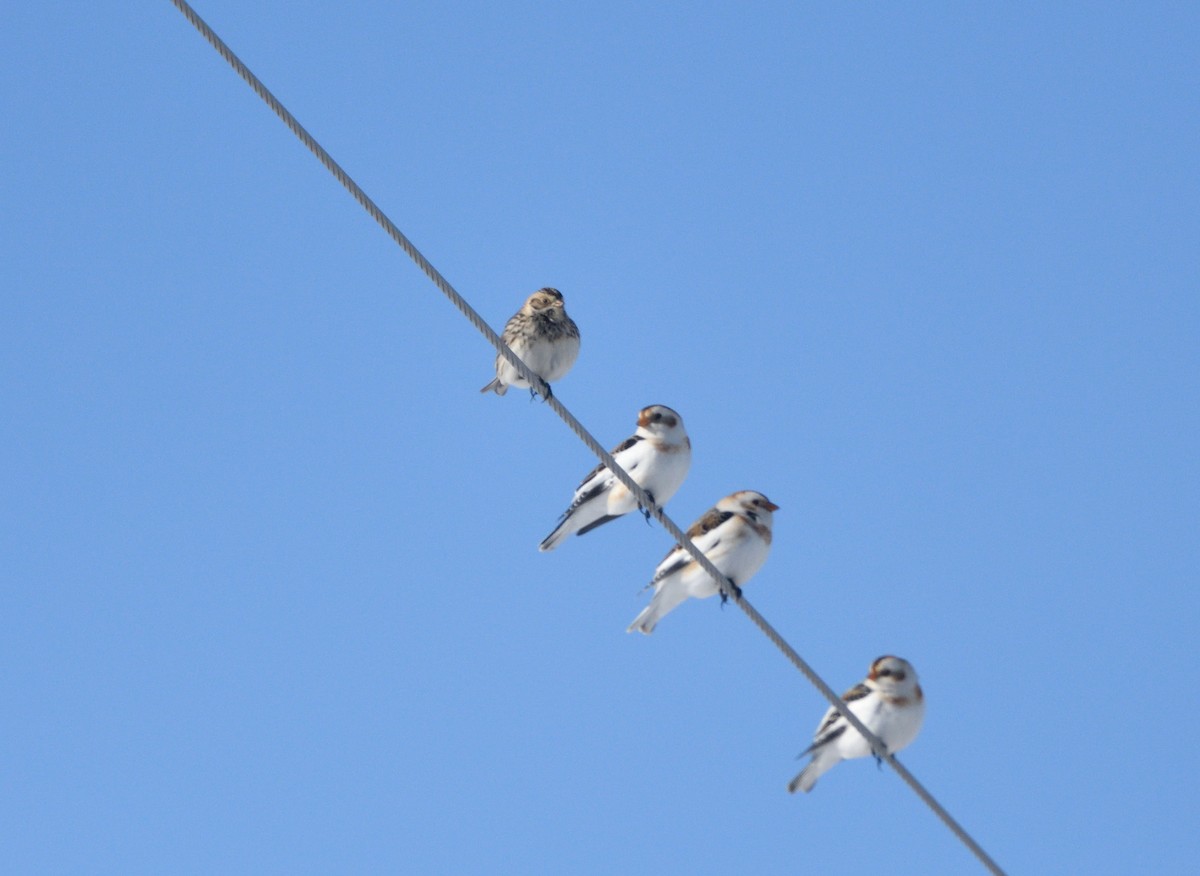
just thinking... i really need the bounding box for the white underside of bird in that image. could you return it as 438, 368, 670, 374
490, 332, 580, 394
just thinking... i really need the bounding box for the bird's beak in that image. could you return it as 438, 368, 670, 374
637, 410, 652, 427
762, 500, 780, 512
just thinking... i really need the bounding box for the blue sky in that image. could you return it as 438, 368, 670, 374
2, 2, 1197, 873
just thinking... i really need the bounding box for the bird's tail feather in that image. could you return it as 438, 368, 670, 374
575, 514, 619, 537
626, 604, 658, 635
787, 756, 831, 794
626, 585, 689, 635
538, 518, 571, 552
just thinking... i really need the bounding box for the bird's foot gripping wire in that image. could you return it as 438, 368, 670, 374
719, 581, 743, 606
640, 492, 657, 524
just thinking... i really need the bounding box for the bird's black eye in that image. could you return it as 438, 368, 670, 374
652, 412, 661, 421
878, 668, 892, 677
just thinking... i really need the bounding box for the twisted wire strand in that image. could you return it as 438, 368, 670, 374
167, 3, 1007, 873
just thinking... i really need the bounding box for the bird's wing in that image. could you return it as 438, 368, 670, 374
649, 508, 736, 585
562, 435, 642, 513
802, 683, 873, 755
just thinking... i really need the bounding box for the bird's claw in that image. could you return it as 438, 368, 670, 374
719, 582, 743, 606
640, 492, 656, 524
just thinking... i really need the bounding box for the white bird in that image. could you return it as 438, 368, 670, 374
787, 655, 926, 794
480, 287, 580, 398
627, 490, 778, 634
540, 405, 692, 552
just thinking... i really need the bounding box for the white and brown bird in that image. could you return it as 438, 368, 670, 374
540, 405, 692, 552
787, 655, 926, 794
480, 287, 580, 398
627, 490, 778, 634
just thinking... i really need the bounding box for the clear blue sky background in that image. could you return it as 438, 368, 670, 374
2, 3, 1197, 874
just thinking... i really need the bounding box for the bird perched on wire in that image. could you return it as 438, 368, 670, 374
480, 287, 580, 398
539, 405, 692, 552
787, 655, 925, 794
627, 490, 778, 634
